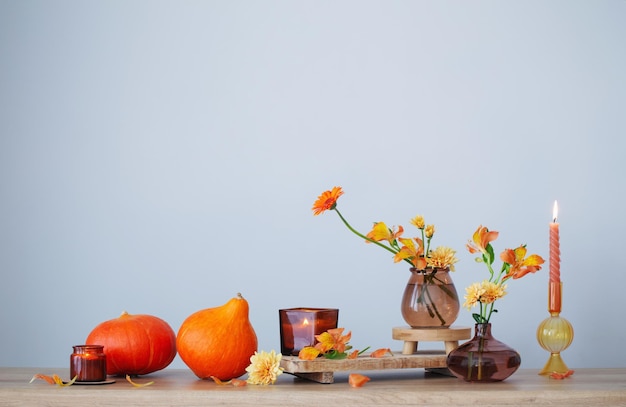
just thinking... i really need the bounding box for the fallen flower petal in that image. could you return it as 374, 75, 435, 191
211, 376, 248, 386
550, 370, 575, 380
231, 379, 248, 387
30, 373, 76, 387
349, 373, 370, 388
370, 348, 393, 358
126, 374, 154, 387
30, 374, 55, 385
55, 375, 77, 387
210, 376, 231, 385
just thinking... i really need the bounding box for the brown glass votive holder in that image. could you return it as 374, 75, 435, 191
279, 308, 339, 356
70, 345, 107, 382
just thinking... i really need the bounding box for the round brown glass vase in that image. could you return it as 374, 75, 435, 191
400, 267, 460, 328
446, 323, 521, 382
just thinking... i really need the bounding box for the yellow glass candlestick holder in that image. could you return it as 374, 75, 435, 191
536, 282, 574, 375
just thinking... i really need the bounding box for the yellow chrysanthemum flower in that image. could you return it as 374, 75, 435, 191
410, 215, 425, 229
463, 282, 485, 310
245, 350, 284, 385
463, 280, 507, 311
424, 224, 435, 238
479, 281, 507, 304
426, 246, 459, 271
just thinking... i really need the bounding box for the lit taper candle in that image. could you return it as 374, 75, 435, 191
549, 201, 560, 284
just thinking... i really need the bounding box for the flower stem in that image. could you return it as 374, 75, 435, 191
422, 284, 446, 325
334, 208, 413, 265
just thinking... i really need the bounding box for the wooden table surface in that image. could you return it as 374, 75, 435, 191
2, 367, 626, 406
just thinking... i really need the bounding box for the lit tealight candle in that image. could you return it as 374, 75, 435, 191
279, 308, 338, 356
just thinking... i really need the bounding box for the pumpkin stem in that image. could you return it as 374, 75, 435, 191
237, 293, 243, 299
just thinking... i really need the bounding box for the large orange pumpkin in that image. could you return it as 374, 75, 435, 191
176, 293, 257, 380
86, 311, 177, 376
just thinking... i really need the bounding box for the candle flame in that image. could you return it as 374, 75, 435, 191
302, 318, 310, 327
552, 200, 559, 223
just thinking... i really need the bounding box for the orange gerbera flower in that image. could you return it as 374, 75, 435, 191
466, 225, 499, 255
501, 245, 545, 280
312, 186, 344, 215
366, 222, 404, 245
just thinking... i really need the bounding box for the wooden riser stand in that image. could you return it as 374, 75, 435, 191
280, 326, 471, 383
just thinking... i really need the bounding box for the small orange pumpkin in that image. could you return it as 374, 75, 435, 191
86, 311, 177, 376
176, 293, 258, 380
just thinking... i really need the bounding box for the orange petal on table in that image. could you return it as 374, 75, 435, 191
549, 370, 575, 380
347, 350, 360, 359
30, 374, 56, 385
54, 375, 77, 387
30, 373, 76, 387
370, 348, 393, 358
210, 376, 231, 385
231, 379, 248, 387
126, 374, 154, 387
348, 373, 370, 388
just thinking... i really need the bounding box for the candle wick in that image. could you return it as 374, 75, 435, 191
553, 217, 557, 223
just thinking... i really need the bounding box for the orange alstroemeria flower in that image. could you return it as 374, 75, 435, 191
312, 186, 344, 215
466, 225, 499, 254
298, 347, 321, 360
500, 245, 545, 280
394, 237, 427, 269
366, 222, 404, 245
314, 328, 352, 354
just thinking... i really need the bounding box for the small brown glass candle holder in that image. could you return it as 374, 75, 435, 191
279, 308, 339, 356
70, 345, 107, 382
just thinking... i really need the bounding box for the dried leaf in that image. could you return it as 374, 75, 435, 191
348, 373, 370, 388
126, 374, 154, 387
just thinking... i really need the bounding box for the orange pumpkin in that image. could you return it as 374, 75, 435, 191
176, 293, 257, 380
86, 311, 177, 376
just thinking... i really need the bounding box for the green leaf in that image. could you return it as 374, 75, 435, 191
324, 350, 347, 360
486, 244, 495, 265
472, 313, 487, 324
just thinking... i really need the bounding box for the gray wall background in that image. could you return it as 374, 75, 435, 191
1, 0, 625, 371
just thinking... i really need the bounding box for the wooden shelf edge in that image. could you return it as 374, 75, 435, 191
281, 351, 447, 373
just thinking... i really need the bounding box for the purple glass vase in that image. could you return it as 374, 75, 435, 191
446, 323, 521, 382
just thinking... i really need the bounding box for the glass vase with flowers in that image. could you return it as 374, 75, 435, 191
446, 225, 545, 382
312, 186, 460, 328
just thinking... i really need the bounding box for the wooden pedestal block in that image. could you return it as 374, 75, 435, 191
391, 326, 472, 355
279, 326, 471, 383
